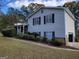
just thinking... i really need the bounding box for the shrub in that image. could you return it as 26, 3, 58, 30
16, 34, 35, 40
25, 32, 40, 38
16, 34, 25, 39
28, 35, 36, 41
32, 33, 40, 37
25, 32, 32, 35
21, 34, 42, 42
23, 34, 30, 40
35, 36, 42, 42
15, 35, 21, 39
1, 28, 16, 37
41, 37, 48, 43
47, 39, 51, 43
15, 33, 48, 43
50, 39, 64, 46
75, 37, 79, 42
75, 33, 79, 42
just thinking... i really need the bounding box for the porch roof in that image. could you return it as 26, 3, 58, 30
14, 23, 28, 26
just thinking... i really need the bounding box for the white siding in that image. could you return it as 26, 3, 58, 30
28, 9, 65, 39
65, 11, 75, 42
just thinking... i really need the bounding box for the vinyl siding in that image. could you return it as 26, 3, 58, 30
64, 11, 75, 43
28, 8, 65, 39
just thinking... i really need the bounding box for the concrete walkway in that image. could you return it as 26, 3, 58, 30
6, 37, 79, 52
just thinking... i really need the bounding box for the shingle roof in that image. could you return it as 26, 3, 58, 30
26, 7, 76, 21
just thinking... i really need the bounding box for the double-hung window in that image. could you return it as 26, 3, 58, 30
44, 14, 54, 24
33, 17, 41, 25
44, 32, 55, 39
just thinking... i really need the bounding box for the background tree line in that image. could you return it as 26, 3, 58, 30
63, 1, 79, 20
0, 3, 45, 31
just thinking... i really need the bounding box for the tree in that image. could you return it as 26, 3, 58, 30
28, 3, 45, 12
7, 7, 18, 25
7, 7, 26, 25
21, 5, 30, 17
0, 3, 45, 31
21, 3, 45, 17
63, 1, 79, 19
0, 13, 9, 31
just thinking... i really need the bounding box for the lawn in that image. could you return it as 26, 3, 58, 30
0, 37, 79, 59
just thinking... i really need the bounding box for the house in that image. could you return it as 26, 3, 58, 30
26, 7, 76, 45
15, 7, 76, 45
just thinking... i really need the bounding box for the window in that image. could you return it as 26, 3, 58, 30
44, 31, 55, 39
44, 32, 46, 37
33, 17, 41, 25
44, 14, 54, 24
52, 32, 55, 39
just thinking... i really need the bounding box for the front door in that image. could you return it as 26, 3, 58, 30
69, 34, 73, 42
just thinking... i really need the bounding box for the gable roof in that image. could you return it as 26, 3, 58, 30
26, 7, 76, 21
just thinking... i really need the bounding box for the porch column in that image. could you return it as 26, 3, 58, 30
19, 25, 21, 34
22, 25, 25, 35
16, 26, 18, 35
16, 26, 20, 35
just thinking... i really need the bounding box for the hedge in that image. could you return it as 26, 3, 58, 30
1, 28, 16, 37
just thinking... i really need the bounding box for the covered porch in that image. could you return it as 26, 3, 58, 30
14, 23, 28, 35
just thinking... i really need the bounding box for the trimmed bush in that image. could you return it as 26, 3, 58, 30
1, 28, 16, 37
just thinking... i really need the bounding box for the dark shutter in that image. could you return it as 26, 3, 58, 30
39, 32, 41, 36
39, 17, 41, 25
44, 16, 46, 24
52, 14, 54, 23
44, 32, 46, 37
52, 32, 55, 39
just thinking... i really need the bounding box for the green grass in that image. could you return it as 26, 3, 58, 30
0, 37, 79, 59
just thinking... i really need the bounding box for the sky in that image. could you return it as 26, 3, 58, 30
0, 0, 77, 14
